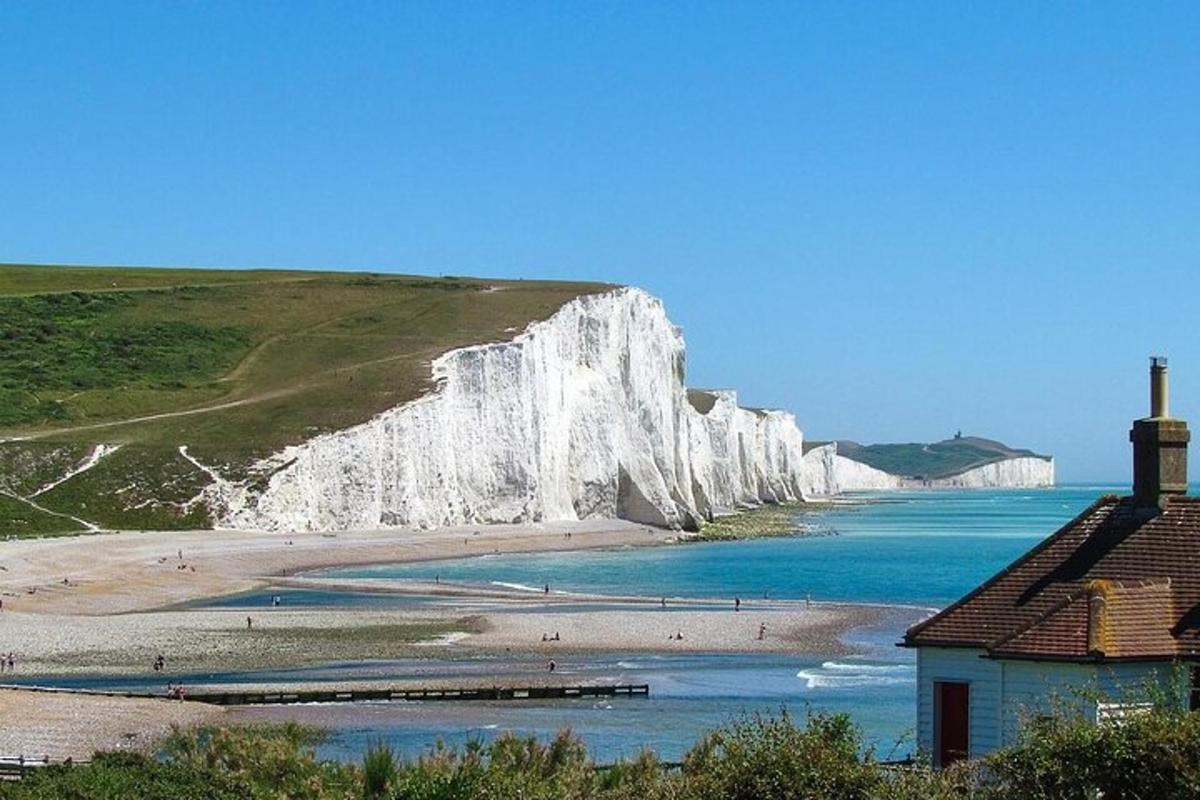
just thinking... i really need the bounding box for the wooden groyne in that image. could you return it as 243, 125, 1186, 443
0, 756, 92, 780
187, 683, 650, 706
2, 682, 650, 707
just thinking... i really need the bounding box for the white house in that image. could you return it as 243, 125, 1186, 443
903, 358, 1200, 766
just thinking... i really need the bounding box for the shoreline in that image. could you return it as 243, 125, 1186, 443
0, 512, 929, 760
0, 519, 675, 616
0, 510, 934, 675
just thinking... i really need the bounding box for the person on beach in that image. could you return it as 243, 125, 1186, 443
544, 583, 549, 594
553, 632, 560, 641
246, 616, 253, 630
548, 659, 556, 672
6, 653, 13, 671
734, 597, 741, 612
758, 623, 767, 641
542, 633, 548, 642
806, 593, 812, 609
661, 597, 666, 608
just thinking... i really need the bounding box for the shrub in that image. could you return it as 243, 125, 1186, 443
982, 704, 1200, 800
6, 707, 1200, 800
363, 740, 398, 799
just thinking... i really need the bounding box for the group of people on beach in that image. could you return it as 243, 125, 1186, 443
540, 632, 561, 642
0, 652, 15, 672
152, 653, 167, 672
160, 548, 196, 572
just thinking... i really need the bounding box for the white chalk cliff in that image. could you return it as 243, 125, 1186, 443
206, 287, 1053, 532
214, 288, 823, 532
916, 456, 1054, 489
820, 452, 1054, 491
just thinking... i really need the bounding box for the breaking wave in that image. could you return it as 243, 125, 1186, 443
796, 661, 915, 690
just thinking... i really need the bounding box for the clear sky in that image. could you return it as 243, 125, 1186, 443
2, 2, 1198, 482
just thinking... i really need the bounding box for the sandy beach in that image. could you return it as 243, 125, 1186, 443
0, 519, 669, 616
0, 687, 222, 761
0, 518, 890, 759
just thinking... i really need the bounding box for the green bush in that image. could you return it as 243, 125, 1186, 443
363, 740, 398, 799
981, 703, 1200, 800
4, 706, 1200, 800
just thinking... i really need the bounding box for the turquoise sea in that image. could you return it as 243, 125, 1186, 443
27, 486, 1121, 762
322, 486, 1115, 607
269, 486, 1113, 761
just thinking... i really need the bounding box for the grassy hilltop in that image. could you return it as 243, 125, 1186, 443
0, 264, 608, 535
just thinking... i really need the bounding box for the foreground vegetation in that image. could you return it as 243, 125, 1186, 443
0, 264, 608, 533
7, 703, 1200, 799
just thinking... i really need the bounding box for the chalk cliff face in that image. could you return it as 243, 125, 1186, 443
824, 453, 1055, 492
829, 453, 905, 491
213, 288, 822, 532
919, 456, 1055, 489
204, 287, 1055, 532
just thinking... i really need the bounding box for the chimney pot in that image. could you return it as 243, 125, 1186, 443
1151, 356, 1169, 418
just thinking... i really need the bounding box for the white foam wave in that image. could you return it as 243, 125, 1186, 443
820, 661, 913, 674
797, 661, 915, 690
490, 581, 545, 593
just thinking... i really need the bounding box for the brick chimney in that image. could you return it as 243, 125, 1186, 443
1130, 356, 1189, 508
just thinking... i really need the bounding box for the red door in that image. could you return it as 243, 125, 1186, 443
935, 681, 970, 767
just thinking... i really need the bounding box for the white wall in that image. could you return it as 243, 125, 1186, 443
916, 647, 1003, 760
918, 646, 1184, 760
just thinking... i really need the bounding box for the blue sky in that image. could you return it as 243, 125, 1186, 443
2, 2, 1198, 481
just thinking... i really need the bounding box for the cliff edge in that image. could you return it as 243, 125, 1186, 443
211, 288, 826, 531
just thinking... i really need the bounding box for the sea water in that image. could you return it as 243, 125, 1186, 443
276, 486, 1112, 761
40, 486, 1120, 763
322, 486, 1115, 606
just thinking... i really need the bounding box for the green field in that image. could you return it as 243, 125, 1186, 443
0, 264, 609, 534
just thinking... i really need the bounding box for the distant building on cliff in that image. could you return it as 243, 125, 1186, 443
904, 357, 1198, 767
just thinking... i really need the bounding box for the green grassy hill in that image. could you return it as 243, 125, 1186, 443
0, 264, 608, 535
835, 435, 1051, 480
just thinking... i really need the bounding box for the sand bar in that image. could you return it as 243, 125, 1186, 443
0, 519, 666, 616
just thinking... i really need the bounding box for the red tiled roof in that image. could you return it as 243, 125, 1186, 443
904, 494, 1200, 661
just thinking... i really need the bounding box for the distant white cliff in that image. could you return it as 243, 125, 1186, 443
212, 288, 824, 531
823, 452, 1054, 491
918, 456, 1054, 489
